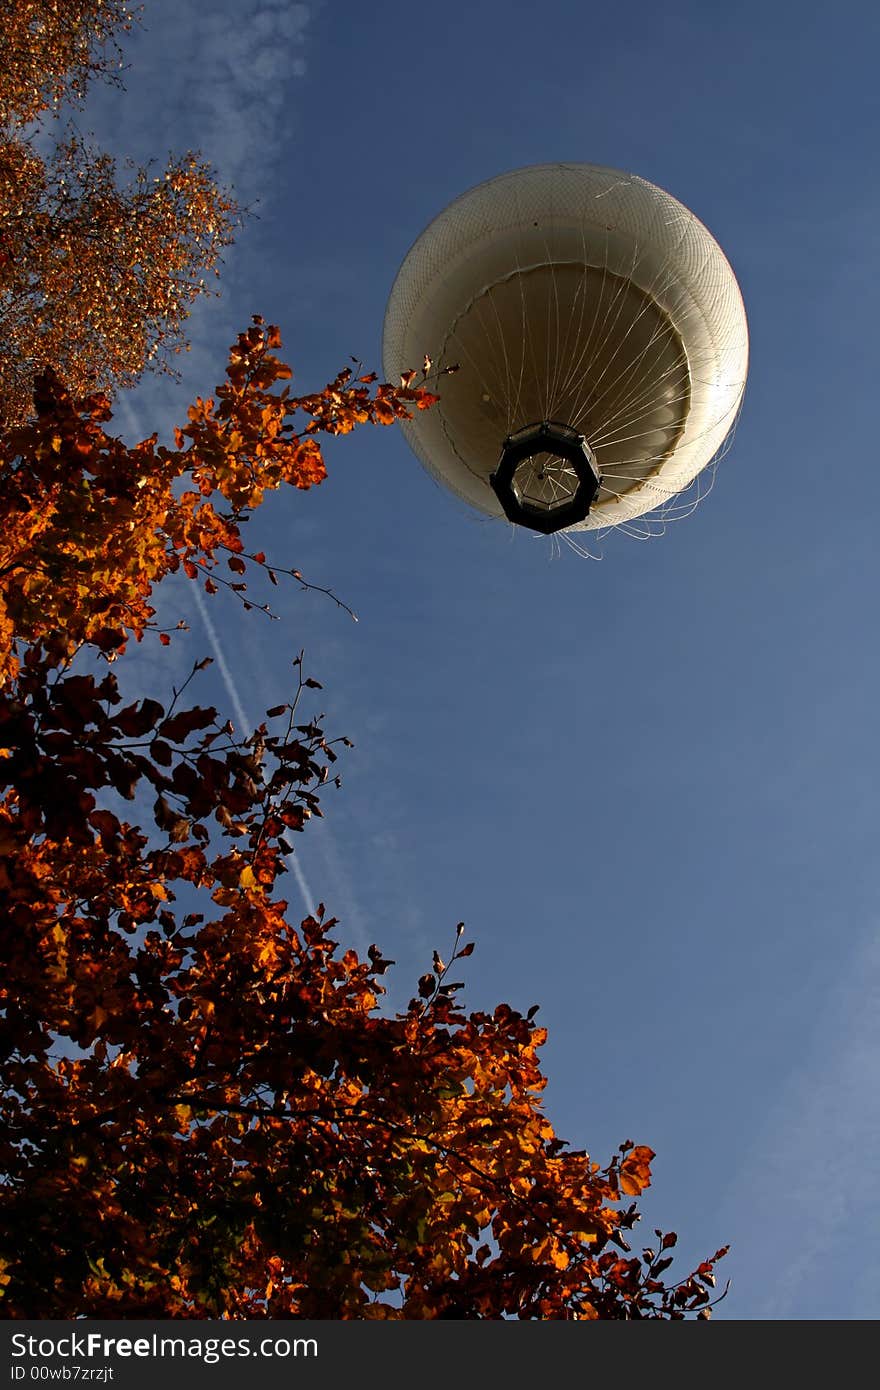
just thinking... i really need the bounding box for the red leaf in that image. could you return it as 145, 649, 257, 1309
158, 706, 217, 743
113, 699, 165, 738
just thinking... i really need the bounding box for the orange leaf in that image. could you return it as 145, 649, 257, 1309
619, 1145, 655, 1196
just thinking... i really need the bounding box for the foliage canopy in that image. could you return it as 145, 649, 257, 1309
0, 328, 726, 1318
0, 2, 238, 426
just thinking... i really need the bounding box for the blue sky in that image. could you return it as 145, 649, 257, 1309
77, 0, 879, 1318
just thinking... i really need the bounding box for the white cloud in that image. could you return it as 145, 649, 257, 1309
719, 926, 880, 1318
83, 0, 314, 204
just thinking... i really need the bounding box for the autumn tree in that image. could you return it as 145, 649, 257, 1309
0, 320, 727, 1318
0, 0, 138, 132
0, 0, 238, 426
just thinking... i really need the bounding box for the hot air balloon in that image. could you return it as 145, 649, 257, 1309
382, 163, 748, 541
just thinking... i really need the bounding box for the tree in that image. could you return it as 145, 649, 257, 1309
0, 1, 238, 427
0, 0, 138, 132
0, 322, 727, 1317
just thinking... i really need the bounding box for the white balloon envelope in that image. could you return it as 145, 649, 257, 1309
383, 163, 748, 537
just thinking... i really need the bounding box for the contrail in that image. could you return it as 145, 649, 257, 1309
190, 584, 317, 919
189, 581, 250, 734
117, 395, 317, 920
